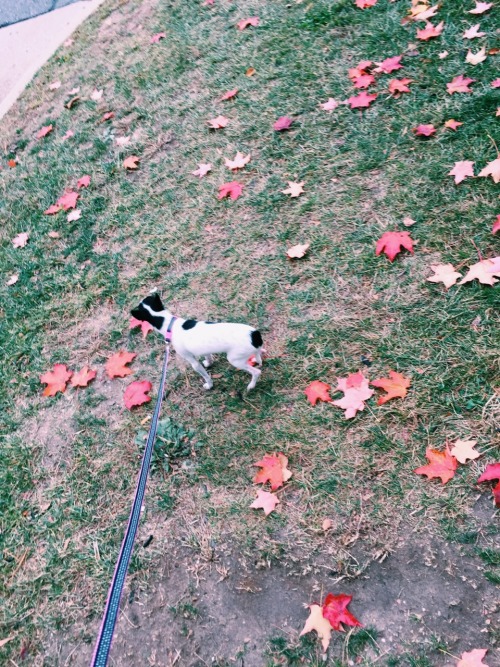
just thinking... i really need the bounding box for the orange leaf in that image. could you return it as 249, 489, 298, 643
37, 125, 53, 139
304, 380, 332, 405
375, 231, 414, 262
123, 155, 140, 170
253, 453, 292, 491
218, 181, 243, 200
237, 16, 259, 30
300, 605, 332, 652
220, 88, 238, 101
71, 366, 97, 388
56, 191, 79, 210
40, 364, 72, 396
371, 371, 410, 405
124, 380, 152, 409
286, 243, 310, 259
106, 351, 136, 378
77, 175, 91, 188
207, 115, 229, 129
250, 490, 280, 516
414, 446, 457, 484
129, 316, 154, 337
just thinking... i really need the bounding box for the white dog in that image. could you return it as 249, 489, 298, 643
131, 293, 263, 391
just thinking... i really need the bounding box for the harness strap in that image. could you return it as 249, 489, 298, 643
165, 316, 177, 342
90, 342, 171, 667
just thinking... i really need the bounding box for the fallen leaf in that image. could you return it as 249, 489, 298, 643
7, 274, 19, 286
67, 209, 81, 222
355, 0, 377, 8
466, 47, 487, 64
322, 593, 362, 631
218, 181, 244, 200
65, 96, 80, 110
282, 181, 305, 197
40, 364, 73, 396
77, 175, 91, 188
444, 119, 463, 130
12, 232, 29, 248
246, 67, 256, 76
439, 50, 449, 58
287, 242, 310, 259
253, 453, 292, 490
403, 216, 416, 226
225, 151, 251, 170
478, 157, 500, 183
320, 98, 339, 112
220, 88, 238, 101
492, 215, 500, 234
57, 191, 79, 210
0, 636, 15, 648
101, 111, 115, 122
414, 124, 436, 136
459, 258, 500, 286
348, 91, 377, 108
322, 518, 333, 531
68, 86, 80, 95
106, 351, 136, 378
477, 463, 500, 484
62, 130, 74, 141
348, 60, 373, 78
375, 231, 414, 262
150, 32, 166, 43
207, 115, 229, 128
447, 75, 475, 94
332, 371, 374, 419
237, 17, 259, 30
410, 4, 438, 21
353, 74, 376, 89
371, 371, 410, 405
457, 648, 490, 667
469, 1, 493, 13
124, 380, 152, 409
71, 366, 97, 388
417, 21, 444, 40
37, 125, 53, 139
274, 116, 293, 131
389, 78, 412, 94
427, 263, 462, 289
123, 155, 140, 170
300, 605, 332, 652
49, 80, 61, 90
130, 316, 154, 337
91, 88, 103, 101
374, 55, 403, 73
116, 136, 131, 146
8, 158, 16, 167
305, 381, 332, 405
192, 163, 212, 178
463, 24, 486, 38
450, 439, 480, 464
449, 160, 475, 184
491, 79, 500, 88
250, 489, 280, 516
44, 204, 61, 215
414, 446, 457, 484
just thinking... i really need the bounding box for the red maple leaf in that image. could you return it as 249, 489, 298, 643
253, 453, 292, 491
71, 366, 97, 387
414, 124, 436, 137
56, 191, 79, 210
447, 75, 475, 94
129, 316, 154, 337
375, 231, 414, 262
40, 364, 73, 396
374, 55, 403, 74
388, 78, 412, 95
348, 91, 377, 109
322, 594, 362, 631
150, 32, 166, 43
273, 116, 293, 131
220, 88, 239, 101
415, 446, 457, 484
305, 380, 332, 405
77, 175, 91, 188
355, 0, 377, 7
477, 463, 500, 485
237, 16, 259, 30
218, 181, 243, 200
353, 74, 375, 89
106, 351, 136, 378
44, 204, 61, 215
492, 215, 500, 234
371, 371, 410, 405
37, 125, 53, 139
124, 380, 152, 409
416, 21, 444, 40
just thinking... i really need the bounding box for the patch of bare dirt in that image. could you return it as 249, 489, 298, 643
56, 515, 499, 666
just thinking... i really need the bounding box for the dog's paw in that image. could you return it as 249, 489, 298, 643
203, 382, 213, 390
202, 360, 212, 368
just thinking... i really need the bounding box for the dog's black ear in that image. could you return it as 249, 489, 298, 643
143, 292, 164, 312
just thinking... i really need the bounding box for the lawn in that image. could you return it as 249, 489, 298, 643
0, 0, 499, 665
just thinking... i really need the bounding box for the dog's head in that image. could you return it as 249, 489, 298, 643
131, 292, 166, 330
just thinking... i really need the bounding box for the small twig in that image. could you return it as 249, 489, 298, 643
486, 133, 499, 156
439, 648, 460, 660
471, 238, 483, 262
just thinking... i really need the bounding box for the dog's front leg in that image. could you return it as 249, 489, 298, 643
182, 353, 213, 390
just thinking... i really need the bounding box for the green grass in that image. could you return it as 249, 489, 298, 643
0, 0, 499, 663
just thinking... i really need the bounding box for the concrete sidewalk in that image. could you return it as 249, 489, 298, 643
0, 0, 104, 121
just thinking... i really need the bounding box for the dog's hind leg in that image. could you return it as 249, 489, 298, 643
182, 352, 213, 390
227, 353, 261, 391
203, 354, 215, 368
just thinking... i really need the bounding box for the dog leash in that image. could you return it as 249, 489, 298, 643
90, 319, 176, 667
